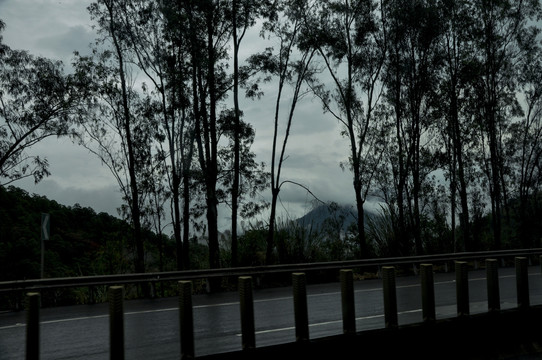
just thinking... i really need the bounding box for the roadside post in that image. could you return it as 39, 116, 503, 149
108, 286, 125, 360
292, 273, 309, 342
26, 292, 40, 360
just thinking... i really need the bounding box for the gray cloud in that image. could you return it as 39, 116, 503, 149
0, 0, 92, 59
36, 24, 95, 62
18, 176, 122, 217
2, 0, 375, 227
11, 135, 122, 218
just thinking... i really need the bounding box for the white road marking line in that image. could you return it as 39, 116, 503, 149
0, 323, 25, 330
236, 309, 422, 336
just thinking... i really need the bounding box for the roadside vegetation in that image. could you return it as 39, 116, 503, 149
2, 0, 542, 302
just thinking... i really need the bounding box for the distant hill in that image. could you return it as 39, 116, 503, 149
0, 185, 167, 283
296, 203, 377, 232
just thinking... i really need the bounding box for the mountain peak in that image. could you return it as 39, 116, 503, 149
296, 202, 375, 232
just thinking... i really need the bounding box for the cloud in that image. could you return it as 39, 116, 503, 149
27, 137, 114, 190
17, 176, 122, 217
36, 24, 95, 62
272, 155, 351, 201
0, 0, 93, 61
1, 0, 381, 232
13, 136, 123, 218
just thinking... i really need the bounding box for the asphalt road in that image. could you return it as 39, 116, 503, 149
1, 265, 541, 359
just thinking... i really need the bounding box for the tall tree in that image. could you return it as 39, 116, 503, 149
228, 0, 261, 267
436, 0, 477, 251
247, 0, 318, 264
75, 0, 151, 274
381, 0, 409, 255
402, 1, 442, 255
162, 2, 202, 270
382, 0, 443, 255
470, 0, 541, 250
115, 0, 197, 270
509, 16, 542, 248
181, 0, 232, 272
305, 0, 388, 258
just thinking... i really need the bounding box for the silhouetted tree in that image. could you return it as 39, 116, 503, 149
74, 0, 151, 274
303, 0, 388, 258
0, 20, 87, 186
226, 0, 270, 266
435, 0, 477, 251
246, 0, 319, 264
470, 0, 541, 250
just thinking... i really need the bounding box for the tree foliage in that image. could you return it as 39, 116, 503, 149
0, 21, 87, 185
4, 0, 542, 282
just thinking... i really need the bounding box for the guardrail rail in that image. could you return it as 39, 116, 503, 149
4, 248, 542, 359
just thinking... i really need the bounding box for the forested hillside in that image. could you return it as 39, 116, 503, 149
1, 183, 541, 286
2, 1, 542, 279
0, 186, 175, 281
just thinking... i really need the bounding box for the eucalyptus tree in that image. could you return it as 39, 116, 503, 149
381, 0, 444, 255
434, 0, 477, 251
303, 0, 388, 258
217, 110, 269, 255
227, 0, 267, 266
199, 0, 229, 271
74, 0, 153, 274
174, 0, 233, 271
469, 0, 542, 250
246, 0, 319, 264
110, 0, 198, 270
508, 20, 542, 248
381, 0, 409, 254
0, 20, 87, 186
162, 16, 199, 271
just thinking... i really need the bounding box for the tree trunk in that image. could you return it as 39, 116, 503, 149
172, 172, 183, 270
394, 76, 408, 256
206, 1, 220, 272
206, 184, 220, 270
450, 82, 470, 251
107, 2, 145, 275
231, 0, 240, 267
266, 189, 279, 265
182, 167, 191, 269
412, 122, 422, 256
455, 131, 470, 251
354, 180, 367, 258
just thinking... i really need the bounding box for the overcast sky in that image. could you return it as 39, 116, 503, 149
0, 0, 367, 231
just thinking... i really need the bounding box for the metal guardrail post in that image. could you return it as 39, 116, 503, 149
515, 257, 530, 309
239, 276, 256, 349
486, 259, 500, 312
421, 264, 436, 323
455, 261, 469, 317
292, 273, 309, 342
340, 269, 356, 334
108, 286, 124, 360
26, 292, 40, 360
179, 281, 195, 359
382, 266, 398, 328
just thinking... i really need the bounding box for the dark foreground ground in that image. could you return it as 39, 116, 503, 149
199, 306, 542, 360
